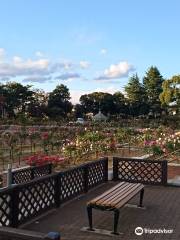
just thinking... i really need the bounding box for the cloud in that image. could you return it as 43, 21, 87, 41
35, 51, 44, 57
100, 49, 107, 55
79, 61, 90, 69
70, 90, 87, 104
96, 61, 135, 81
23, 76, 52, 83
0, 48, 5, 61
0, 57, 50, 78
55, 72, 80, 81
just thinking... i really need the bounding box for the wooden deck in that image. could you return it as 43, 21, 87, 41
23, 182, 180, 240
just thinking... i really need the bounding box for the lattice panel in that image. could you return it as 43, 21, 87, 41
12, 169, 31, 184
12, 164, 52, 184
0, 193, 11, 226
88, 160, 105, 189
33, 164, 51, 178
18, 176, 55, 224
60, 167, 84, 203
117, 160, 164, 184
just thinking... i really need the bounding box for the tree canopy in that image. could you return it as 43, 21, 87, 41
143, 66, 164, 113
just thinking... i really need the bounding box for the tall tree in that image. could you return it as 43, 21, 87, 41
47, 84, 72, 118
143, 66, 164, 113
26, 89, 48, 118
125, 74, 148, 116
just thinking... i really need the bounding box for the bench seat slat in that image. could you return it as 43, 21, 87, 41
87, 182, 127, 205
88, 182, 144, 210
95, 183, 140, 205
108, 185, 144, 208
116, 185, 144, 208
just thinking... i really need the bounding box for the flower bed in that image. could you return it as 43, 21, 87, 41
0, 124, 179, 171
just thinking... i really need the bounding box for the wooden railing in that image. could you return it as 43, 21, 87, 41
0, 158, 108, 228
113, 157, 167, 185
11, 164, 52, 184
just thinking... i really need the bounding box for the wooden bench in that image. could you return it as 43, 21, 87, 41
87, 181, 144, 235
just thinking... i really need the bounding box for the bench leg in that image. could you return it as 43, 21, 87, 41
138, 188, 144, 207
87, 206, 94, 231
112, 210, 120, 235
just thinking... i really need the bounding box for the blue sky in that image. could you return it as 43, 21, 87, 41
0, 0, 180, 102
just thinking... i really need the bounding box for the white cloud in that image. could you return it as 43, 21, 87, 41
0, 49, 91, 84
100, 49, 107, 55
96, 61, 135, 81
0, 57, 50, 78
94, 86, 118, 94
70, 90, 87, 104
35, 51, 44, 57
0, 48, 5, 62
79, 61, 90, 69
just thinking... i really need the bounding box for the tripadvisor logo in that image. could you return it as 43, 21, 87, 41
135, 226, 173, 235
135, 227, 143, 235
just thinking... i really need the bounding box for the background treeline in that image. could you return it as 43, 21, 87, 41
0, 66, 179, 121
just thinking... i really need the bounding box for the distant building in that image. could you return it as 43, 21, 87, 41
93, 110, 107, 121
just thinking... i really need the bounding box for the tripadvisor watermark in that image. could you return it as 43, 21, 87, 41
135, 226, 173, 236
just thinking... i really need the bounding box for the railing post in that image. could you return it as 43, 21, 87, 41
54, 174, 61, 208
113, 157, 119, 181
104, 157, 108, 182
84, 164, 89, 193
10, 185, 19, 227
7, 164, 13, 186
30, 166, 35, 180
48, 163, 52, 174
162, 160, 167, 185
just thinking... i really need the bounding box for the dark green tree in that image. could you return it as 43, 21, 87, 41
73, 104, 85, 118
112, 91, 127, 114
26, 90, 48, 118
143, 66, 164, 113
47, 84, 72, 118
125, 74, 148, 116
80, 92, 116, 114
0, 82, 34, 117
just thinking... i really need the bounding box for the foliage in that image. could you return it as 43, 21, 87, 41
48, 84, 73, 119
143, 66, 164, 113
160, 75, 180, 109
125, 74, 148, 116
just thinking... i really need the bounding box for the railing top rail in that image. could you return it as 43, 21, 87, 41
58, 157, 107, 174
16, 172, 58, 189
113, 156, 167, 163
12, 163, 52, 174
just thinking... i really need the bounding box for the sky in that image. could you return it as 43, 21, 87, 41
0, 0, 180, 103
